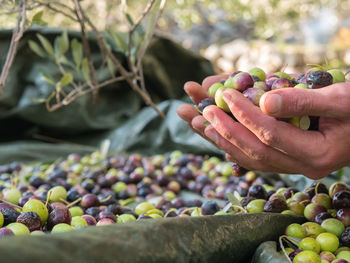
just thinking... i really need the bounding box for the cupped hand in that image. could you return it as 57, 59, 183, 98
177, 75, 350, 180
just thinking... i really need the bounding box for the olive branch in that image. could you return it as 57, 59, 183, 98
0, 0, 167, 117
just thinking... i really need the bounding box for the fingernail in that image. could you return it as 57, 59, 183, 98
264, 94, 282, 114
205, 128, 219, 145
203, 109, 216, 125
222, 91, 232, 102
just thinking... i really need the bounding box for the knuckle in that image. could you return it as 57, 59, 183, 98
336, 87, 350, 114
248, 146, 269, 162
310, 152, 333, 171
258, 128, 278, 146
292, 96, 312, 113
222, 129, 234, 142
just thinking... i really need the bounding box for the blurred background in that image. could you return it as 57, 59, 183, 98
2, 0, 350, 74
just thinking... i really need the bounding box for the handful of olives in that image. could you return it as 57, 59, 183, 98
197, 67, 347, 131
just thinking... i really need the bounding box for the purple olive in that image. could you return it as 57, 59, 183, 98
243, 88, 265, 106
271, 78, 294, 90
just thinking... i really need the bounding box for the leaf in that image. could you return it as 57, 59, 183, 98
203, 120, 210, 127
60, 73, 73, 87
36, 34, 55, 58
226, 193, 242, 207
222, 202, 232, 213
60, 31, 69, 56
54, 31, 69, 59
233, 191, 242, 201
125, 13, 134, 25
100, 140, 111, 159
60, 56, 76, 68
32, 10, 47, 26
119, 198, 135, 206
279, 235, 302, 249
33, 91, 55, 103
110, 31, 128, 52
28, 40, 46, 58
81, 58, 90, 83
71, 39, 83, 67
136, 0, 166, 60
107, 57, 116, 77
32, 98, 47, 103
38, 67, 55, 85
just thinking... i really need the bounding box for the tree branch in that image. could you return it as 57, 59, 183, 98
46, 75, 129, 111
73, 0, 99, 103
80, 3, 165, 118
32, 0, 78, 22
0, 0, 27, 97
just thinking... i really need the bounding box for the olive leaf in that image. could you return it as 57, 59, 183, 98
222, 202, 232, 213
110, 31, 128, 52
119, 198, 135, 206
136, 0, 165, 59
107, 57, 116, 77
100, 139, 111, 160
33, 91, 55, 103
279, 235, 302, 262
36, 34, 55, 58
60, 73, 73, 87
32, 10, 47, 26
125, 13, 134, 26
233, 191, 242, 201
81, 58, 90, 83
38, 67, 55, 86
54, 31, 69, 59
203, 120, 210, 127
226, 193, 242, 207
28, 40, 46, 58
60, 31, 69, 56
71, 39, 83, 68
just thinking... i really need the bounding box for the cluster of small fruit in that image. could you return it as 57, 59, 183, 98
0, 151, 286, 236
197, 66, 347, 131
278, 182, 350, 263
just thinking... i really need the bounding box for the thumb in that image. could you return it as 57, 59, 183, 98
259, 83, 350, 119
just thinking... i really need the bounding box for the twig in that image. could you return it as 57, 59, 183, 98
126, 0, 156, 75
32, 1, 78, 22
0, 0, 27, 97
80, 4, 165, 118
46, 75, 128, 111
136, 0, 167, 70
0, 2, 39, 15
0, 199, 22, 210
32, 134, 99, 151
138, 64, 147, 93
73, 0, 99, 103
130, 0, 156, 34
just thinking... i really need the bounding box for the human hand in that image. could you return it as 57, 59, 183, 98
177, 75, 350, 180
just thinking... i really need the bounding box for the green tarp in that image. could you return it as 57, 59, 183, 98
0, 213, 304, 263
0, 27, 217, 163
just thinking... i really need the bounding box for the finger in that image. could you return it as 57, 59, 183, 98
204, 125, 274, 171
259, 82, 350, 118
222, 89, 327, 160
225, 153, 236, 162
191, 115, 208, 133
202, 105, 309, 172
202, 74, 229, 91
204, 125, 308, 174
176, 104, 199, 123
184, 81, 207, 104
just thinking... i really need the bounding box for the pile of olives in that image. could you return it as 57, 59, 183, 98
278, 182, 350, 263
0, 151, 287, 236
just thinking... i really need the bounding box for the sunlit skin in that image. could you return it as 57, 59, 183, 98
176, 74, 350, 180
